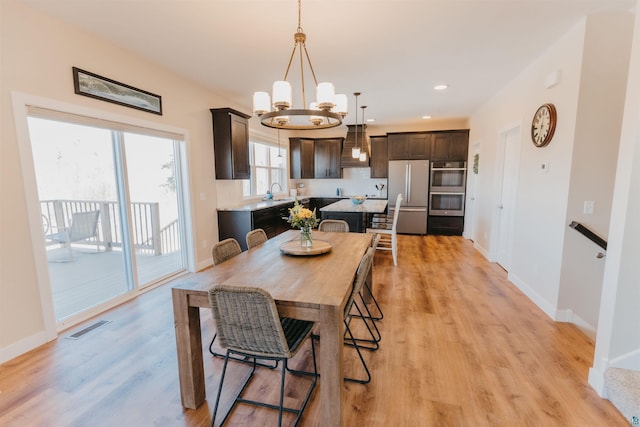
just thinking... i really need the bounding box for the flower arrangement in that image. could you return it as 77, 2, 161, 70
288, 200, 318, 247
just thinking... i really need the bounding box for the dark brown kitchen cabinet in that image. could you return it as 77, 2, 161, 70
387, 132, 432, 160
289, 138, 315, 179
314, 137, 343, 179
211, 108, 251, 180
218, 202, 294, 251
369, 135, 388, 178
431, 130, 469, 161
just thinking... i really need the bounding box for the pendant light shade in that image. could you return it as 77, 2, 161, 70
360, 105, 368, 162
253, 91, 271, 115
352, 92, 361, 158
272, 81, 292, 110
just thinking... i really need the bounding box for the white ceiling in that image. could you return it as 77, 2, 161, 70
21, 0, 635, 129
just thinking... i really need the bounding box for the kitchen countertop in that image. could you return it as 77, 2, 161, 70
216, 197, 299, 212
217, 195, 386, 212
320, 199, 388, 213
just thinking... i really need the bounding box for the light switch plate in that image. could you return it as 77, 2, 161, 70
584, 200, 595, 215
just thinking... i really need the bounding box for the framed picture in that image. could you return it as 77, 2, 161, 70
72, 67, 162, 115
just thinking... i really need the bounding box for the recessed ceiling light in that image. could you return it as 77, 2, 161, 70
422, 115, 432, 119
433, 84, 449, 91
366, 118, 375, 123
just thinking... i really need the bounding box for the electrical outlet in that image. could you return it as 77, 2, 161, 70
202, 240, 207, 249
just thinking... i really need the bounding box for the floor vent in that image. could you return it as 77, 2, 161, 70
67, 320, 111, 340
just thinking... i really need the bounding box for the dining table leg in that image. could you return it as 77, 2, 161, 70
172, 288, 206, 409
319, 303, 344, 427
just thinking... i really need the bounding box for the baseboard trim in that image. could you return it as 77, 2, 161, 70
0, 330, 53, 365
589, 365, 607, 396
508, 272, 556, 320
554, 309, 596, 339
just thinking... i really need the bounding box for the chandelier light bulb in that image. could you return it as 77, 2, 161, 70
352, 146, 361, 158
316, 82, 336, 110
332, 94, 348, 117
253, 92, 271, 115
272, 81, 292, 110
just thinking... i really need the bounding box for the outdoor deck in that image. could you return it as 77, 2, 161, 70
46, 246, 183, 320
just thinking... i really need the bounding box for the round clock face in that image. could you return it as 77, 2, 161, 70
531, 103, 557, 147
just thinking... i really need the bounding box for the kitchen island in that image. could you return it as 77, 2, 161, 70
320, 199, 388, 233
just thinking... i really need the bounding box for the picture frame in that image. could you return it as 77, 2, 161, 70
72, 67, 162, 115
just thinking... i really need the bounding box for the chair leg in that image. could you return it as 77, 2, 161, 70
343, 320, 371, 384
363, 280, 384, 321
391, 234, 397, 266
344, 300, 380, 351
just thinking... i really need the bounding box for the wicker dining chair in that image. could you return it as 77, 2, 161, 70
208, 238, 243, 361
317, 219, 349, 233
308, 247, 375, 384
208, 285, 318, 427
246, 228, 268, 249
211, 238, 242, 265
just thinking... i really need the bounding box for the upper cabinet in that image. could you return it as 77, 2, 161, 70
387, 132, 432, 160
289, 138, 315, 179
430, 130, 469, 161
314, 138, 343, 179
211, 108, 251, 180
369, 135, 388, 178
388, 130, 469, 161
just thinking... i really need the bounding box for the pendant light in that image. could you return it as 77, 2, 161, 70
275, 129, 283, 166
359, 105, 367, 162
252, 0, 348, 130
352, 92, 361, 158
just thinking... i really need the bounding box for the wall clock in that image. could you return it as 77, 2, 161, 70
531, 103, 557, 147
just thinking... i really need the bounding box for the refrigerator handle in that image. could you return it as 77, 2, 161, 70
407, 164, 412, 204
404, 164, 409, 202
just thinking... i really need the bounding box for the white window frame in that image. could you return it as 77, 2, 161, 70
245, 138, 288, 198
10, 91, 195, 340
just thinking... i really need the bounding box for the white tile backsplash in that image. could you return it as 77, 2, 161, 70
291, 167, 388, 199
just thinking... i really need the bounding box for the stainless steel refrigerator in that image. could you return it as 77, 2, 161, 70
387, 160, 429, 234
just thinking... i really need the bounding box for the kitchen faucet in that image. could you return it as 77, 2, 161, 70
266, 182, 282, 199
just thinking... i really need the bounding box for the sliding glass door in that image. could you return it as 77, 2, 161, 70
27, 114, 187, 323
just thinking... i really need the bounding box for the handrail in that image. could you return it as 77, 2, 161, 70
569, 221, 607, 250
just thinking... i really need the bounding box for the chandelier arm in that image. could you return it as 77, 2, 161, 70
302, 44, 320, 87
283, 42, 298, 81
299, 41, 306, 108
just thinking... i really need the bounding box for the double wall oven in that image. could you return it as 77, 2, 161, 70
429, 161, 466, 216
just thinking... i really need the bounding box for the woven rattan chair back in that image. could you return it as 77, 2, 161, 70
209, 285, 294, 358
344, 247, 375, 316
246, 228, 268, 249
318, 219, 349, 233
211, 238, 242, 265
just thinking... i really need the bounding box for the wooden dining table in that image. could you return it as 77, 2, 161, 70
171, 229, 372, 427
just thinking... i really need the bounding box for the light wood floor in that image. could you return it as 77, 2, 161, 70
0, 235, 627, 426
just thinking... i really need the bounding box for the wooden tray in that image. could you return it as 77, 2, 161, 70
279, 239, 332, 256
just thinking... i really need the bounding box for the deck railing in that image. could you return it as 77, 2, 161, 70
40, 199, 180, 255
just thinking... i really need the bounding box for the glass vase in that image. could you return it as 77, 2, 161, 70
300, 226, 313, 248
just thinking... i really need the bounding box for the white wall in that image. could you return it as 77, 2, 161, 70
0, 2, 239, 360
557, 13, 634, 335
468, 11, 634, 330
469, 19, 585, 317
590, 0, 640, 394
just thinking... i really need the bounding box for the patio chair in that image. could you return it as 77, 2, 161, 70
46, 210, 100, 261
208, 285, 318, 427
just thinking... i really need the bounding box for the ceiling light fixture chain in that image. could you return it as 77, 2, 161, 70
253, 0, 347, 130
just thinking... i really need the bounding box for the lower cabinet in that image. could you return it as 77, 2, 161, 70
218, 203, 293, 251
320, 211, 370, 233
427, 216, 464, 236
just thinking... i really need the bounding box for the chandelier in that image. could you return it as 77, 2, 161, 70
252, 0, 347, 130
